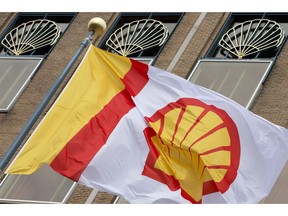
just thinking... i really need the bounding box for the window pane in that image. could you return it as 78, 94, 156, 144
133, 58, 154, 65
0, 57, 43, 112
101, 13, 183, 58
0, 164, 75, 203
188, 60, 273, 108
0, 13, 76, 56
207, 13, 288, 59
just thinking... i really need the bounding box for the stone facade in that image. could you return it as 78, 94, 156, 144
0, 12, 288, 204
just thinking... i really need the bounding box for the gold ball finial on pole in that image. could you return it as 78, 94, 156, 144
88, 17, 107, 36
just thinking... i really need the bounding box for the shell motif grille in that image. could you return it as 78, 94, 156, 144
1, 19, 61, 55
218, 19, 285, 59
106, 19, 169, 57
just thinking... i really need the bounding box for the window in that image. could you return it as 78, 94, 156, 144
0, 13, 76, 112
188, 13, 287, 109
188, 59, 273, 108
100, 13, 183, 61
0, 12, 76, 56
206, 13, 288, 59
0, 165, 75, 203
0, 57, 43, 111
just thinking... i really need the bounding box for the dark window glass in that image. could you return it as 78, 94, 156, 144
0, 12, 76, 56
206, 13, 288, 59
100, 13, 184, 58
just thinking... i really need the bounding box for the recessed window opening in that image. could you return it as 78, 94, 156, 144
0, 13, 76, 56
100, 13, 184, 60
188, 59, 273, 109
206, 13, 288, 59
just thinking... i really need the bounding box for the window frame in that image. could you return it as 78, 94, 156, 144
187, 58, 274, 109
0, 169, 77, 204
0, 12, 77, 57
205, 13, 288, 59
0, 12, 77, 112
0, 56, 44, 112
99, 12, 184, 64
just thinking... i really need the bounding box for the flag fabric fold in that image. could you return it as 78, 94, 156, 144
5, 44, 288, 204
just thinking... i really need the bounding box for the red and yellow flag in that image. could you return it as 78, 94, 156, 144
6, 45, 148, 180
6, 45, 288, 204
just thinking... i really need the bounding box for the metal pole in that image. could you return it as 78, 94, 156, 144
0, 31, 94, 173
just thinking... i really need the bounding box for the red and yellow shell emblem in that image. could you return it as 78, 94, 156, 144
142, 98, 240, 203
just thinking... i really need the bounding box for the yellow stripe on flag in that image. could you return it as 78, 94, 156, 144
7, 46, 131, 174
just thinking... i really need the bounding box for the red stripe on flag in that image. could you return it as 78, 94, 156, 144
50, 90, 135, 181
50, 60, 149, 181
121, 59, 149, 97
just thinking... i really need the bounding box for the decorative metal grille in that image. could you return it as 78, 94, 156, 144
218, 19, 285, 59
1, 19, 61, 55
106, 19, 169, 56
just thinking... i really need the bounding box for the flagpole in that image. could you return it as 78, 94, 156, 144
0, 17, 107, 174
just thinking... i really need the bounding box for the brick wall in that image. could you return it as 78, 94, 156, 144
1, 12, 288, 204
251, 40, 288, 127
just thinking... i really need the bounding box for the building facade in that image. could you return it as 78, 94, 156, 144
0, 12, 287, 203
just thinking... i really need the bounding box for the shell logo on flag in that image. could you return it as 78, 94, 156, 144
142, 98, 241, 203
